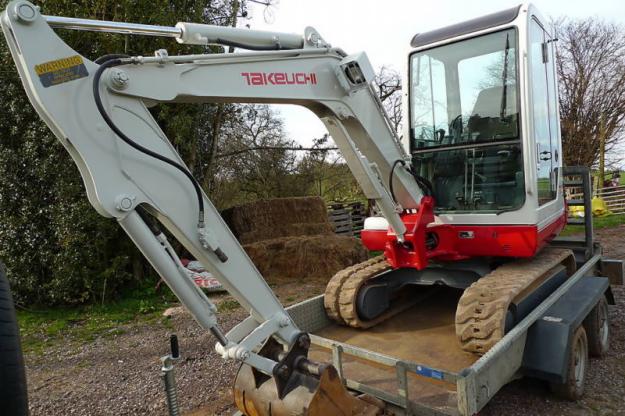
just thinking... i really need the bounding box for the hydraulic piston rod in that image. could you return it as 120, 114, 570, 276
44, 15, 182, 37
42, 14, 306, 48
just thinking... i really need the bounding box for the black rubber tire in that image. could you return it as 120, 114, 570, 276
0, 263, 29, 415
583, 295, 609, 357
550, 326, 588, 401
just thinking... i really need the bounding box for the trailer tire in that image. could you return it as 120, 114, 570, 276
0, 263, 29, 416
583, 296, 609, 357
550, 326, 588, 401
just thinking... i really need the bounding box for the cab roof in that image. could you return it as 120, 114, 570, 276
410, 5, 522, 49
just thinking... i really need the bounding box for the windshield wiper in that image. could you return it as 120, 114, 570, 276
500, 33, 510, 120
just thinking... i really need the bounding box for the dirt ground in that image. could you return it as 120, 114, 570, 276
24, 225, 625, 416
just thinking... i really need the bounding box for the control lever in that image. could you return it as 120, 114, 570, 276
161, 334, 181, 416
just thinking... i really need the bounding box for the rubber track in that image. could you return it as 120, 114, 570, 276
325, 257, 435, 329
455, 247, 576, 354
324, 256, 388, 325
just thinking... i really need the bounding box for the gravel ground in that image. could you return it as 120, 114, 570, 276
24, 225, 625, 415
25, 305, 245, 416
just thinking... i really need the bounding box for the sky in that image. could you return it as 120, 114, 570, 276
246, 0, 625, 161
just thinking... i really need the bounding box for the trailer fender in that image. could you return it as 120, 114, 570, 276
600, 259, 624, 287
521, 276, 609, 384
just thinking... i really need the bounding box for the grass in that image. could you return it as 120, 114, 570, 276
559, 213, 625, 237
17, 286, 177, 355
217, 298, 240, 312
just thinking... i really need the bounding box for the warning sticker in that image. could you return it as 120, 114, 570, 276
34, 55, 88, 88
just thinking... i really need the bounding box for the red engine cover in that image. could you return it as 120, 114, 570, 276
361, 197, 567, 271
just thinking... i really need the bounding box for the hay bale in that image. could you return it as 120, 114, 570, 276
243, 235, 368, 282
239, 223, 334, 245
222, 197, 368, 282
222, 197, 332, 244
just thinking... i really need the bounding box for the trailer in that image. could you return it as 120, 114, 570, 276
279, 167, 623, 415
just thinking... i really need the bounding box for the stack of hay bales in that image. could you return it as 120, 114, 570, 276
221, 197, 368, 282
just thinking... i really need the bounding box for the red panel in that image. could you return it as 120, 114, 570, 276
537, 211, 567, 249
369, 201, 567, 271
361, 229, 387, 251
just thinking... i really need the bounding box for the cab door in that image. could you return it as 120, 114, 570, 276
529, 18, 558, 205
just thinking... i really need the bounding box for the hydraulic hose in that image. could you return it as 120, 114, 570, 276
92, 58, 205, 225
389, 159, 405, 205
389, 159, 434, 205
215, 38, 295, 51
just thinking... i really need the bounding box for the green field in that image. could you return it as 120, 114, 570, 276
17, 287, 176, 355
560, 213, 625, 236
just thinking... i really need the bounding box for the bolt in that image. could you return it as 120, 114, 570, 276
119, 197, 132, 210
115, 194, 135, 212
308, 32, 319, 44
276, 364, 289, 379
278, 316, 290, 328
110, 69, 130, 90
298, 335, 311, 350
14, 2, 37, 23
154, 49, 169, 65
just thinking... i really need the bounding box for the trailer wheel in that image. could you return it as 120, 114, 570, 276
0, 263, 29, 416
583, 296, 609, 357
550, 326, 588, 401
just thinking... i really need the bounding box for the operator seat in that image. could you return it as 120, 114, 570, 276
467, 85, 517, 141
464, 85, 523, 209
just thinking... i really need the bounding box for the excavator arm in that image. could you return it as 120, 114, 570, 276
1, 1, 425, 413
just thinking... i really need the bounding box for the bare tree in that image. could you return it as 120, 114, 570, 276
209, 104, 304, 206
374, 66, 403, 133
554, 17, 625, 167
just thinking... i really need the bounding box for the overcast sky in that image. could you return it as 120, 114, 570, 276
246, 0, 625, 161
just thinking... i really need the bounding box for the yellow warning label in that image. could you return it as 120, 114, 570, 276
34, 55, 88, 88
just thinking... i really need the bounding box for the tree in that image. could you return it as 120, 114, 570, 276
209, 104, 304, 207
284, 67, 403, 203
554, 18, 625, 168
375, 66, 403, 133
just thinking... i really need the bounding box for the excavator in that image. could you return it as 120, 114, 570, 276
1, 2, 622, 415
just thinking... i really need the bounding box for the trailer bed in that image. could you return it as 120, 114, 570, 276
313, 289, 475, 372
308, 288, 476, 413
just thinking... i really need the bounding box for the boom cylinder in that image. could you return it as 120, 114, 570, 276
43, 14, 304, 48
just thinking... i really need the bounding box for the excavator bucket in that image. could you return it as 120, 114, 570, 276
234, 363, 382, 416
232, 333, 382, 416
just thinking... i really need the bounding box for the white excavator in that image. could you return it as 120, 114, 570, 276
1, 2, 623, 415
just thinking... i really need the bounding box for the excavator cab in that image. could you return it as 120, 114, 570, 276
406, 4, 564, 235
410, 26, 523, 213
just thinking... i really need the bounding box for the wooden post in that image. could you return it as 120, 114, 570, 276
598, 113, 606, 196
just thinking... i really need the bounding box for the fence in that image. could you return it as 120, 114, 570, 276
597, 185, 625, 214
567, 184, 625, 215
327, 202, 367, 236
